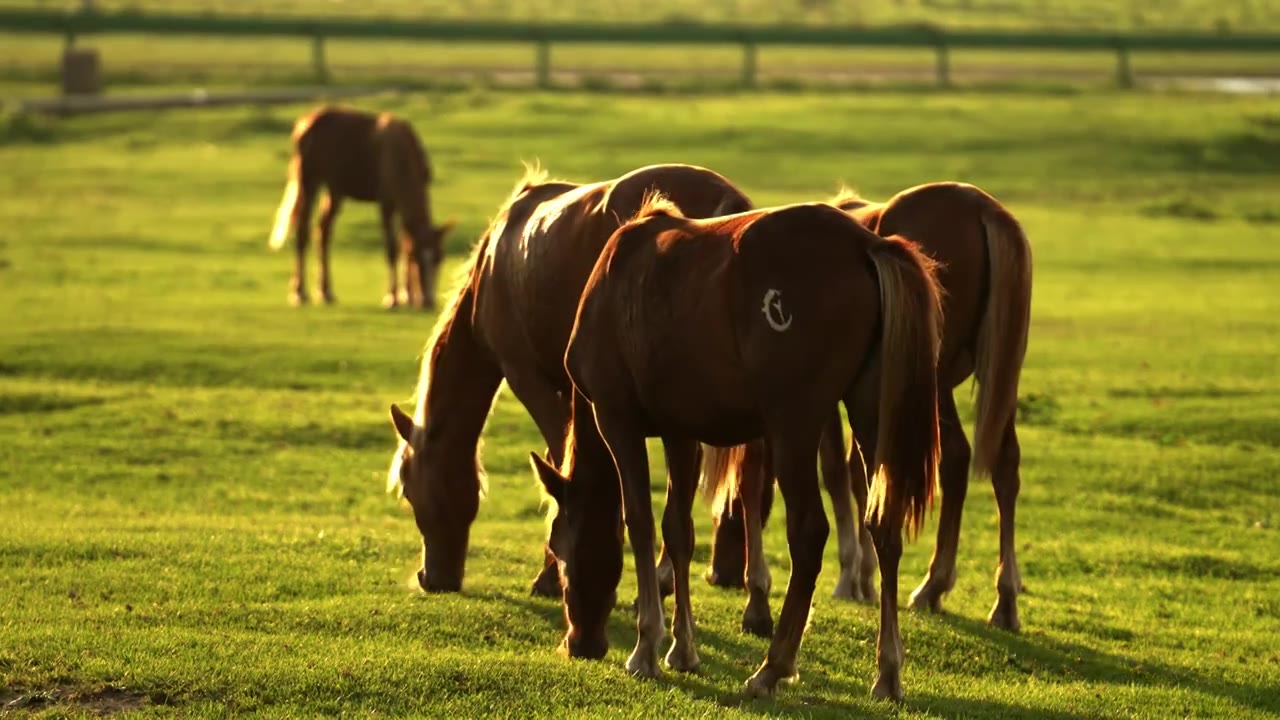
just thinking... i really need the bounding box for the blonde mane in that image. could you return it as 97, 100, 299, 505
829, 184, 868, 208
628, 189, 686, 224
386, 160, 581, 499
509, 159, 567, 203
385, 233, 492, 499
538, 413, 582, 527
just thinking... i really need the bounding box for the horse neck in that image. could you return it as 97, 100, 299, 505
417, 286, 501, 451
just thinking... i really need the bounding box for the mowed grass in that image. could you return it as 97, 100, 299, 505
2, 89, 1280, 717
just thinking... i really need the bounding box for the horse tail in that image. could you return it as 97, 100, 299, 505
971, 205, 1033, 478
700, 443, 749, 517
268, 153, 302, 251
865, 235, 944, 538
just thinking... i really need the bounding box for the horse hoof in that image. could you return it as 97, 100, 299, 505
741, 611, 774, 638
664, 644, 701, 673
625, 650, 661, 679
381, 293, 399, 309
288, 292, 308, 307
832, 577, 859, 602
871, 672, 904, 703
987, 599, 1021, 632
744, 664, 796, 698
743, 675, 774, 699
705, 568, 745, 589
908, 582, 947, 614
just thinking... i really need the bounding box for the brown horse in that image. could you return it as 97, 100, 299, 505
386, 164, 752, 595
531, 198, 943, 701
268, 105, 455, 309
707, 181, 1033, 632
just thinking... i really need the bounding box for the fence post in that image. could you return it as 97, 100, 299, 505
1115, 44, 1134, 88
312, 33, 328, 84
741, 41, 757, 88
935, 41, 951, 87
535, 40, 551, 89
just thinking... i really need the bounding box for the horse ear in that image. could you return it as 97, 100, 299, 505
436, 217, 457, 237
529, 451, 566, 504
390, 404, 416, 443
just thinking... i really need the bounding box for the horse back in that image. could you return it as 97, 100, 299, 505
568, 203, 879, 439
873, 182, 1001, 386
600, 163, 752, 222
730, 204, 882, 388
292, 106, 382, 201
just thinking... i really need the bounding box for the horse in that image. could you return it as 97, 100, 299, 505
385, 163, 752, 596
705, 181, 1033, 633
267, 105, 455, 309
530, 197, 944, 701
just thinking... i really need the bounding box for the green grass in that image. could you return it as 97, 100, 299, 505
2, 89, 1280, 717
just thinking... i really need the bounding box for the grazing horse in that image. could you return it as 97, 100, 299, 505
267, 105, 455, 309
531, 198, 943, 701
385, 164, 752, 595
707, 181, 1033, 632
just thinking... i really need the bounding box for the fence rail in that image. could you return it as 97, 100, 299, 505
4, 7, 1280, 89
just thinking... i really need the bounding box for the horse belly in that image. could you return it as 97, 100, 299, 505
644, 401, 762, 447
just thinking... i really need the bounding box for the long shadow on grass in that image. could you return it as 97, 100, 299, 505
939, 614, 1280, 715
908, 694, 1096, 720
489, 590, 896, 718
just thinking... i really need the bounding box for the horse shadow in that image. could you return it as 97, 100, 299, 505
934, 613, 1279, 716
493, 589, 1279, 717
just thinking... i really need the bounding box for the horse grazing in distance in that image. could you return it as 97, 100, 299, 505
267, 105, 455, 309
707, 181, 1033, 632
385, 164, 752, 598
531, 197, 943, 701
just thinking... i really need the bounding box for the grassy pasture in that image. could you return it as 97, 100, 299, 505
2, 89, 1280, 717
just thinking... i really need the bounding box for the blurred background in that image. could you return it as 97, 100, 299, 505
3, 0, 1280, 103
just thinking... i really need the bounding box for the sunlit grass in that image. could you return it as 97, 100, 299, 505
2, 90, 1279, 717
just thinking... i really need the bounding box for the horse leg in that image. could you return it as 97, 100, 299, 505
315, 191, 342, 305
288, 182, 318, 306
910, 391, 970, 614
988, 420, 1024, 632
820, 410, 869, 603
379, 202, 400, 309
745, 427, 825, 697
505, 370, 571, 599
847, 382, 880, 603
660, 437, 702, 672
739, 439, 774, 637
593, 409, 664, 679
707, 496, 746, 588
869, 511, 905, 701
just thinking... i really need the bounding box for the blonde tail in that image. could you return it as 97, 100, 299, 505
865, 235, 944, 538
268, 156, 302, 251
700, 443, 748, 518
971, 208, 1033, 478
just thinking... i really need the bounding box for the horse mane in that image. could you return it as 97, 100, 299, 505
538, 413, 582, 526
508, 158, 575, 205
386, 236, 492, 499
830, 184, 866, 207
628, 190, 686, 223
